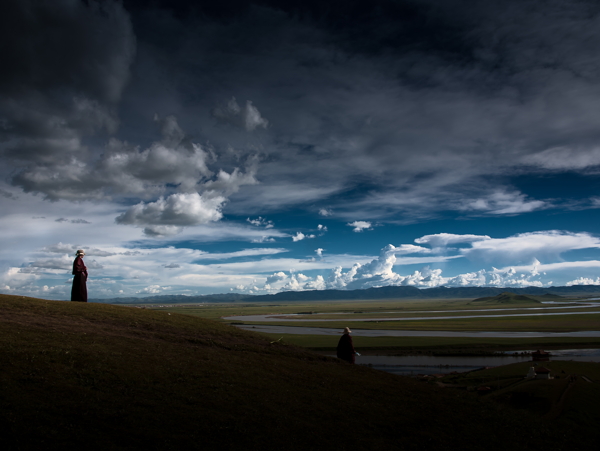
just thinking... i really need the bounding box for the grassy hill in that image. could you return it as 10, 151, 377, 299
440, 359, 600, 429
1, 294, 596, 450
470, 291, 542, 304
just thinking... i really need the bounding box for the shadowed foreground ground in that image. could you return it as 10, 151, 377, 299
0, 295, 596, 450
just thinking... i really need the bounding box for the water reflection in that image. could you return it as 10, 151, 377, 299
236, 324, 600, 337
327, 349, 600, 376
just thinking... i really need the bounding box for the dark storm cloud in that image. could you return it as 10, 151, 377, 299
0, 0, 135, 163
4, 0, 600, 226
0, 189, 17, 200
0, 0, 134, 101
1, 1, 259, 235
12, 116, 214, 201
109, 0, 600, 220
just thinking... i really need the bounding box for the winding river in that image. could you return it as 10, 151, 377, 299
226, 301, 600, 375
327, 349, 600, 376
226, 301, 600, 338
235, 324, 600, 337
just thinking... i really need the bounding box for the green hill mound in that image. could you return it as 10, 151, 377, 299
470, 291, 542, 304
0, 294, 590, 450
538, 293, 563, 299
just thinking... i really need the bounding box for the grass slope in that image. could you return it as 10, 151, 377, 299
0, 295, 594, 450
441, 360, 600, 440
471, 292, 542, 304
259, 333, 600, 352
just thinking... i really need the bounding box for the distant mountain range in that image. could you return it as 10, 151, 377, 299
90, 293, 251, 304
90, 284, 600, 304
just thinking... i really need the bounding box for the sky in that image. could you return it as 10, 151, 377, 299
3, 0, 600, 300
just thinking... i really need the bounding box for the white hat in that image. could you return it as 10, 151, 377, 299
343, 327, 352, 334
76, 249, 85, 256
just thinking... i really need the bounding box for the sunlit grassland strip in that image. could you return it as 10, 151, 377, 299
153, 299, 600, 352
250, 332, 600, 351
267, 306, 600, 320
153, 298, 514, 319
237, 313, 600, 332
154, 298, 593, 320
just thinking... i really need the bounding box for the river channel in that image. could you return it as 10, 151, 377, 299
327, 349, 600, 376
226, 300, 600, 337
235, 324, 600, 337
224, 301, 600, 323
228, 302, 600, 376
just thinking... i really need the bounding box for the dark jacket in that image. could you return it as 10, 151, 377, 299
336, 333, 356, 364
71, 256, 88, 302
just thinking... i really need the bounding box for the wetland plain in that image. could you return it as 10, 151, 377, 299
154, 293, 600, 354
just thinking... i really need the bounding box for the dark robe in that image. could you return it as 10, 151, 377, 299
71, 256, 88, 302
336, 333, 356, 364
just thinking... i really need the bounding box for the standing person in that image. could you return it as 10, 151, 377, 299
337, 327, 356, 364
71, 249, 88, 302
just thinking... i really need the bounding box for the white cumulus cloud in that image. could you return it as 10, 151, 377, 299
292, 232, 315, 241
462, 231, 600, 265
567, 277, 600, 286
137, 285, 167, 295
247, 217, 274, 228
347, 221, 372, 232
115, 192, 226, 235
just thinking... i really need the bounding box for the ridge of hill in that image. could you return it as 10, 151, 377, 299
247, 284, 600, 301
91, 284, 600, 304
0, 294, 588, 450
470, 292, 542, 304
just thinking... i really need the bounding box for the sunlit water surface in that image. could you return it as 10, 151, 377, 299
230, 300, 600, 376
326, 349, 600, 376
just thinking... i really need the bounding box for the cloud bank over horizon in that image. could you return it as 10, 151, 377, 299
3, 230, 600, 299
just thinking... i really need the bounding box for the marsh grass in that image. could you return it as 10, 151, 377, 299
157, 297, 591, 320
156, 298, 521, 320
161, 298, 600, 332
234, 313, 600, 332
163, 298, 600, 351
252, 333, 600, 352
1, 295, 597, 450
441, 359, 600, 444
